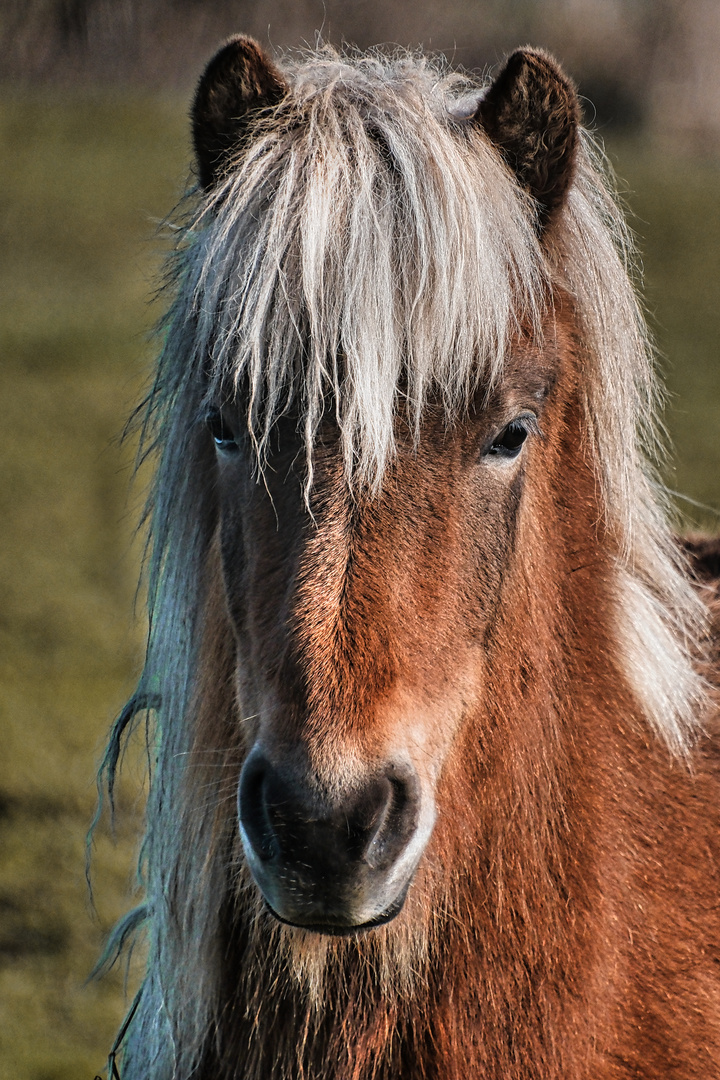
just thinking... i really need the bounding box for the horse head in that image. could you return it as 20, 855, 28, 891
190, 38, 582, 935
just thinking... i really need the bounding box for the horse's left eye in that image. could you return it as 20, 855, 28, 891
206, 409, 239, 453
487, 419, 531, 459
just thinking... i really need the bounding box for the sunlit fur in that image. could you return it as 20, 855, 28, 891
98, 47, 713, 1080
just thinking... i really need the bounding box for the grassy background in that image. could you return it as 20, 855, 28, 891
0, 96, 187, 1080
0, 97, 718, 1079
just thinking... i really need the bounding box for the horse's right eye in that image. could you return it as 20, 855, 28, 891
206, 410, 239, 453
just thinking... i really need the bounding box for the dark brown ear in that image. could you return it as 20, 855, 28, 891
192, 36, 288, 190
477, 49, 580, 230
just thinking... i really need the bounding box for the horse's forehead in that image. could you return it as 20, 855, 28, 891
497, 334, 564, 399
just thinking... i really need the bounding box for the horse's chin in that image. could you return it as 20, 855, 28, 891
263, 887, 410, 937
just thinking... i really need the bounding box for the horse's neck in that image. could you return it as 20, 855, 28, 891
412, 539, 653, 1074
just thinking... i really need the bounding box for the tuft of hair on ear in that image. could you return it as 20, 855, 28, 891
476, 48, 580, 231
192, 35, 288, 191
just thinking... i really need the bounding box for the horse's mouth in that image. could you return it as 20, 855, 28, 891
263, 887, 409, 937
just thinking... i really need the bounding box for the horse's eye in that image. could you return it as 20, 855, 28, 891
206, 409, 239, 453
487, 418, 532, 459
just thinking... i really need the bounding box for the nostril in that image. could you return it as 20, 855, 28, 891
238, 753, 277, 862
239, 752, 423, 887
363, 765, 420, 871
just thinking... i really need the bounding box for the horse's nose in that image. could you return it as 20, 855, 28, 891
238, 750, 423, 931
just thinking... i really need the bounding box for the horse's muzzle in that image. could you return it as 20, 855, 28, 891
237, 749, 430, 933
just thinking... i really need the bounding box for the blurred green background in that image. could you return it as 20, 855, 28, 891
1, 2, 719, 1078
0, 96, 188, 1079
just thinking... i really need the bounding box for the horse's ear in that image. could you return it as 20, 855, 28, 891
192, 36, 288, 190
476, 49, 580, 230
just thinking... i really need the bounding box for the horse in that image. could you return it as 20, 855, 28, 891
97, 36, 720, 1080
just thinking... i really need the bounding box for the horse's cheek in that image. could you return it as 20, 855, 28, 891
464, 471, 524, 626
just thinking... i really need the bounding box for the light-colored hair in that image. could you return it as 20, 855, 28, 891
99, 46, 708, 1079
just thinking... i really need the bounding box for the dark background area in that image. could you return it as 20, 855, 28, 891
1, 2, 718, 1077
4, 0, 720, 154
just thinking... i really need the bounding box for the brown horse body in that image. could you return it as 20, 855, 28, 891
102, 38, 720, 1080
